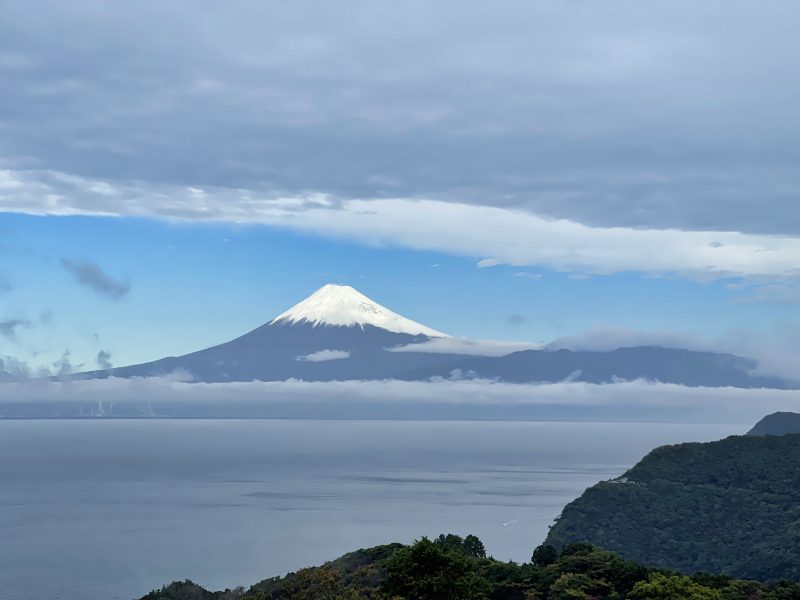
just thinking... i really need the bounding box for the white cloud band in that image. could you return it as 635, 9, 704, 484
0, 377, 797, 425
389, 337, 541, 357
296, 349, 351, 362
3, 168, 800, 281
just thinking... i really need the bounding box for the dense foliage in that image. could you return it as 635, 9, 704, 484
140, 534, 800, 600
545, 433, 800, 580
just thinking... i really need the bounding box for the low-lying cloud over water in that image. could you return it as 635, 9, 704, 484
1, 377, 797, 424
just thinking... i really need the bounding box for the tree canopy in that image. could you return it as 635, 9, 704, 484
140, 535, 800, 600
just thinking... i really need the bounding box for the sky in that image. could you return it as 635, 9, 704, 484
1, 1, 800, 376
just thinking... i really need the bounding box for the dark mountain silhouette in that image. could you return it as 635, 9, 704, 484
748, 411, 800, 436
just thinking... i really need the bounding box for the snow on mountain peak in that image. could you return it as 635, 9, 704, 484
270, 284, 448, 337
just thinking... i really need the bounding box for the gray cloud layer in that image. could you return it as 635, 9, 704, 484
96, 350, 112, 370
0, 377, 796, 425
0, 356, 34, 378
61, 258, 130, 300
1, 1, 800, 235
0, 318, 32, 340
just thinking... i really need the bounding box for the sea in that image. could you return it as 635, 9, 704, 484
0, 419, 741, 600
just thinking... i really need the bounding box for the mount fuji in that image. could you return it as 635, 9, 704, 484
75, 284, 793, 388
80, 284, 465, 382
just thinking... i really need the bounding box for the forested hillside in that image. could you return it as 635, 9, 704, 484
139, 534, 800, 600
545, 433, 800, 580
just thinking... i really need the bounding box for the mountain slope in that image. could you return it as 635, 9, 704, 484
402, 346, 790, 388
545, 433, 800, 580
95, 321, 463, 382
748, 412, 800, 436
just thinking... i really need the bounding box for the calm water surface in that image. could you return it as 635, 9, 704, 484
0, 419, 741, 600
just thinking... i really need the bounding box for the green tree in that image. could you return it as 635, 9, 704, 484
628, 573, 722, 600
463, 534, 487, 559
531, 544, 558, 567
382, 537, 490, 600
560, 542, 596, 558
549, 573, 604, 600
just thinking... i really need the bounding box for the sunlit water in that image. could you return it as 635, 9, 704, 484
0, 419, 742, 600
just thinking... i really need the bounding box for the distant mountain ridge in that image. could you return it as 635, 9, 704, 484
404, 345, 788, 388
70, 283, 795, 388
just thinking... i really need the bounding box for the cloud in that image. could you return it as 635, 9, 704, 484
0, 318, 32, 340
544, 324, 800, 385
0, 377, 797, 424
0, 356, 31, 378
722, 322, 800, 383
2, 2, 800, 237
265, 198, 800, 281
96, 349, 113, 370
296, 349, 351, 362
61, 258, 130, 300
514, 272, 542, 281
547, 327, 716, 353
389, 336, 540, 357
507, 314, 527, 327
3, 175, 800, 282
1, 353, 77, 379
476, 259, 502, 268
52, 350, 76, 377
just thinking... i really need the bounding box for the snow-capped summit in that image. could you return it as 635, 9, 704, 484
270, 284, 448, 337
